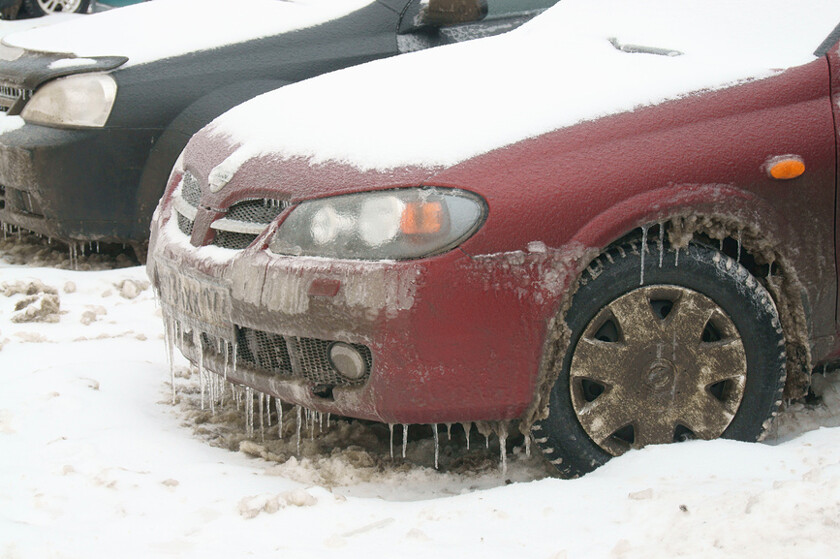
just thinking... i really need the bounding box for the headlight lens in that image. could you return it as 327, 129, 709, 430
269, 188, 486, 260
21, 73, 117, 128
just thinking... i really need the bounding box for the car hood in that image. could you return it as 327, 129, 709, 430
201, 0, 840, 174
1, 0, 375, 68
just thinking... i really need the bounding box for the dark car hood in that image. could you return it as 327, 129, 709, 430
2, 0, 377, 70
0, 43, 125, 88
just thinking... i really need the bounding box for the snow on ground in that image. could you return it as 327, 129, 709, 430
1, 233, 840, 558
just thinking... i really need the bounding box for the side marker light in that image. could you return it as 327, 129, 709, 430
767, 156, 805, 180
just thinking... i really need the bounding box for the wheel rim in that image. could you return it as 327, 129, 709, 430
570, 285, 747, 456
37, 0, 83, 13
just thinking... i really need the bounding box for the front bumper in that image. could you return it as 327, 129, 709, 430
148, 205, 568, 425
0, 122, 157, 243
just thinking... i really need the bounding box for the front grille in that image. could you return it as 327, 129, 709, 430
0, 84, 33, 114
171, 171, 287, 250
210, 198, 288, 250
237, 327, 372, 386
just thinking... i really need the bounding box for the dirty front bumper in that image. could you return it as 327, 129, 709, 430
148, 208, 567, 425
0, 122, 157, 243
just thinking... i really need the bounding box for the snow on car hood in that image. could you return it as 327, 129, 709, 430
1, 0, 374, 67
205, 0, 840, 172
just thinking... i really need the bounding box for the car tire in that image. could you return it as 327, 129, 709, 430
532, 239, 786, 478
22, 0, 89, 16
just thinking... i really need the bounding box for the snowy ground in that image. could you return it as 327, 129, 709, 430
1, 234, 840, 559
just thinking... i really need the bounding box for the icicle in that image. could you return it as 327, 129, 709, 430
719, 238, 724, 251
266, 395, 272, 428
276, 398, 283, 439
402, 424, 409, 459
498, 423, 508, 475
326, 413, 331, 430
246, 387, 254, 437
194, 332, 206, 411
258, 392, 265, 441
461, 422, 472, 451
308, 409, 315, 440
433, 424, 440, 470
235, 384, 241, 411
295, 406, 303, 455
658, 225, 664, 268
164, 318, 176, 404
675, 245, 680, 267
318, 411, 323, 434
232, 342, 238, 378
485, 434, 490, 449
525, 433, 531, 458
389, 424, 395, 460
639, 226, 648, 285
446, 423, 452, 441
737, 230, 742, 263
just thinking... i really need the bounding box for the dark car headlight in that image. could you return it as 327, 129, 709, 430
21, 73, 117, 128
269, 188, 486, 260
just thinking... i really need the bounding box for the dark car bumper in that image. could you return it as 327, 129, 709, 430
147, 197, 567, 425
0, 122, 157, 243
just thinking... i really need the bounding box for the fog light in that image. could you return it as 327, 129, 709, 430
328, 342, 367, 380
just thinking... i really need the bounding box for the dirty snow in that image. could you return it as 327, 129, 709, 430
2, 234, 840, 558
208, 0, 840, 171
2, 0, 375, 67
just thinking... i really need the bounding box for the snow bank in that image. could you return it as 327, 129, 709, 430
2, 0, 374, 67
208, 0, 840, 171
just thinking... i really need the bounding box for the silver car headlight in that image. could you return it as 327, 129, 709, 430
269, 188, 486, 260
21, 73, 117, 128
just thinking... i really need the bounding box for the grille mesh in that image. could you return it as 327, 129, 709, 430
226, 199, 286, 224
236, 327, 372, 386
213, 230, 258, 250
181, 172, 201, 207
177, 213, 194, 238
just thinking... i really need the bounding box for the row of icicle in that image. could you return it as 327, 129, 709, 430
2, 221, 116, 271
160, 310, 521, 473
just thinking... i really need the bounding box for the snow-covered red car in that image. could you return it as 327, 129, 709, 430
148, 0, 840, 476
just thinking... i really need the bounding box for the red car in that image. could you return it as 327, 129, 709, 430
148, 0, 840, 476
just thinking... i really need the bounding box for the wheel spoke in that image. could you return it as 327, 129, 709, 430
569, 337, 632, 386
694, 338, 747, 387
666, 291, 719, 345
679, 388, 740, 438
605, 289, 666, 344
633, 414, 680, 447
574, 388, 634, 448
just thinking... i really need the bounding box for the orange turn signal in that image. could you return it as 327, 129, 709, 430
401, 201, 443, 235
767, 157, 805, 180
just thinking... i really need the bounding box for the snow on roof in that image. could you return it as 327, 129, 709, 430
2, 0, 374, 67
207, 0, 840, 172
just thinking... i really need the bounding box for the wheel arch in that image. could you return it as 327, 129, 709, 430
523, 183, 813, 433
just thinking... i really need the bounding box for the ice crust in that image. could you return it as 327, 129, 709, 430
207, 0, 840, 172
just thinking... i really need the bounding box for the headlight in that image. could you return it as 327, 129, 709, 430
269, 188, 486, 260
21, 73, 117, 128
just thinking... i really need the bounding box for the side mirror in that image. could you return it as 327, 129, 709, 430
422, 0, 488, 26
